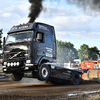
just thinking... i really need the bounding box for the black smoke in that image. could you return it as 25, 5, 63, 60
66, 0, 100, 12
28, 0, 44, 23
28, 0, 100, 22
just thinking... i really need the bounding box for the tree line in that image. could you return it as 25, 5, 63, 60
56, 40, 100, 63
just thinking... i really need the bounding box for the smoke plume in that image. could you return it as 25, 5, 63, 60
28, 0, 100, 22
28, 0, 44, 23
66, 0, 100, 11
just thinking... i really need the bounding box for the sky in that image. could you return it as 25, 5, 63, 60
0, 0, 100, 50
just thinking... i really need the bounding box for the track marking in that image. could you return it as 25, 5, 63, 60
68, 90, 100, 96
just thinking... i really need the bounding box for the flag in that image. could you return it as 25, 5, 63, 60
85, 54, 88, 59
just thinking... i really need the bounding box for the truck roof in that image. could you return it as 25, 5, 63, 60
8, 22, 54, 34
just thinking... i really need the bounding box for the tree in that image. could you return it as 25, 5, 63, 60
78, 44, 89, 61
89, 46, 100, 60
56, 40, 78, 63
78, 44, 100, 61
0, 29, 3, 50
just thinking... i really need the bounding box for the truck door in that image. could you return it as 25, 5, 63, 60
45, 33, 53, 58
33, 31, 46, 62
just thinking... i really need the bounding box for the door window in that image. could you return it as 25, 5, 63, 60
36, 32, 44, 43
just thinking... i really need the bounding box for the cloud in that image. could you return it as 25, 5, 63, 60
2, 13, 12, 17
1, 0, 100, 41
36, 5, 100, 39
0, 0, 30, 36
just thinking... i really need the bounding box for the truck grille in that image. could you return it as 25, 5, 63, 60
4, 51, 28, 60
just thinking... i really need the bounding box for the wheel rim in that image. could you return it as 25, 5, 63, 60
42, 67, 48, 78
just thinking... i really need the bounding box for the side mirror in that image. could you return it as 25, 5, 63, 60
3, 37, 5, 47
37, 33, 42, 41
2, 37, 5, 59
3, 37, 5, 52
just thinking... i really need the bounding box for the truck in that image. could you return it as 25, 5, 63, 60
65, 58, 100, 82
81, 60, 100, 81
64, 59, 81, 70
2, 22, 83, 85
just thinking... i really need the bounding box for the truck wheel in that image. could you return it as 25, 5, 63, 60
11, 72, 23, 81
71, 72, 80, 85
38, 64, 50, 81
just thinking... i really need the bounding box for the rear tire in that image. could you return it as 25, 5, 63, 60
11, 72, 23, 81
71, 72, 80, 85
38, 64, 50, 81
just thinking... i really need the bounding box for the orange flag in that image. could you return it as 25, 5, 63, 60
85, 54, 88, 59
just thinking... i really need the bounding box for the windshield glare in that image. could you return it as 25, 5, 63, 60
6, 31, 33, 44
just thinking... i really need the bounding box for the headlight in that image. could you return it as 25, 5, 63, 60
14, 62, 17, 66
4, 62, 7, 66
24, 54, 28, 57
26, 60, 31, 64
17, 62, 20, 66
11, 62, 14, 67
3, 66, 6, 68
7, 63, 10, 67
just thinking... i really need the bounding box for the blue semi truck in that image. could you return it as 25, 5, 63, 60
2, 22, 83, 85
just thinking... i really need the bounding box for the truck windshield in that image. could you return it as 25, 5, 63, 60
6, 31, 33, 44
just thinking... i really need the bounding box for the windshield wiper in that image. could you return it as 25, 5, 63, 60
16, 39, 22, 42
16, 39, 31, 43
6, 41, 14, 45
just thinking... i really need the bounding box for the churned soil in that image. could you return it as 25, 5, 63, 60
0, 70, 100, 100
0, 77, 100, 100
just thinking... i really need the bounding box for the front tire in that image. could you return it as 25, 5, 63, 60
38, 64, 50, 81
11, 72, 23, 81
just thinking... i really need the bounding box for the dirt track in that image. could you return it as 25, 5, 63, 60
0, 76, 100, 100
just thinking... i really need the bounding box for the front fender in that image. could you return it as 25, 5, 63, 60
38, 56, 53, 65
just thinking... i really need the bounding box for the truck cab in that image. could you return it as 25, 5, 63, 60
3, 22, 56, 81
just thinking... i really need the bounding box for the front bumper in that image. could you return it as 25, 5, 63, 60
3, 63, 34, 73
